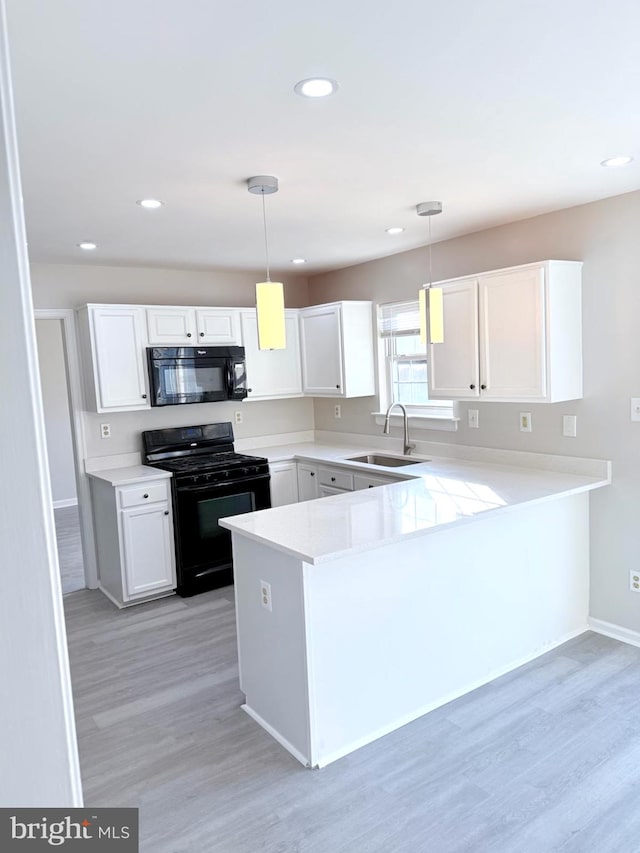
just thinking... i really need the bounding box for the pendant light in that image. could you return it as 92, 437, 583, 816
417, 201, 444, 344
248, 175, 286, 350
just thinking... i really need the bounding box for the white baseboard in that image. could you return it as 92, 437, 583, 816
53, 498, 78, 509
588, 617, 640, 648
241, 704, 311, 768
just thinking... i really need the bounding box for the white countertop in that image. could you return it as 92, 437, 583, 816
220, 442, 611, 564
87, 465, 172, 486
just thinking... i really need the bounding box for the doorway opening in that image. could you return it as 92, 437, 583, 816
34, 309, 98, 594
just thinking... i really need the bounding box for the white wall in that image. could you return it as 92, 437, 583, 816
308, 189, 640, 636
35, 318, 77, 504
30, 263, 315, 461
0, 0, 81, 805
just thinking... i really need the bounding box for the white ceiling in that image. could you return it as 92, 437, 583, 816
6, 0, 640, 275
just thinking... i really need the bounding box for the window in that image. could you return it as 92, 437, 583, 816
378, 299, 454, 421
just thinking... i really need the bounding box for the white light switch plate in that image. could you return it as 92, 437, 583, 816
468, 409, 479, 429
562, 415, 577, 437
631, 398, 640, 422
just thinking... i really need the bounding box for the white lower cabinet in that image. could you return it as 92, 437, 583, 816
318, 466, 354, 491
269, 462, 299, 507
297, 463, 319, 501
90, 474, 177, 607
353, 473, 398, 490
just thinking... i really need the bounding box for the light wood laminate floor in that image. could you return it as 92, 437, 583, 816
63, 588, 640, 852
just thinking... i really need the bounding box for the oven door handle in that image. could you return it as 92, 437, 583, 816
176, 473, 271, 494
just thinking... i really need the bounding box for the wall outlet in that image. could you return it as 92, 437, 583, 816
519, 412, 532, 433
631, 398, 640, 422
234, 411, 243, 425
562, 415, 577, 437
468, 409, 479, 429
630, 571, 640, 593
334, 404, 341, 419
100, 423, 111, 439
260, 580, 272, 611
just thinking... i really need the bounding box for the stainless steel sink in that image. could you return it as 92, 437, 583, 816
345, 454, 425, 468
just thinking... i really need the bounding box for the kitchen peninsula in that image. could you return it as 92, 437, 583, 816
221, 445, 610, 768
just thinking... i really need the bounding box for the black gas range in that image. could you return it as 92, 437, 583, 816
143, 422, 271, 596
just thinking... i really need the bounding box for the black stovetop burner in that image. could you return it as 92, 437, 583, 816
142, 421, 269, 484
150, 451, 266, 475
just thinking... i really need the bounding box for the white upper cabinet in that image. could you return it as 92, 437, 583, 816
146, 307, 241, 346
427, 261, 583, 403
146, 307, 196, 344
299, 301, 375, 398
195, 309, 241, 344
479, 267, 546, 399
78, 305, 150, 412
241, 309, 303, 400
428, 280, 480, 399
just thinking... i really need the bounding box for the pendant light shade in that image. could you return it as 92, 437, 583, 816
417, 201, 444, 345
248, 175, 286, 351
256, 281, 286, 349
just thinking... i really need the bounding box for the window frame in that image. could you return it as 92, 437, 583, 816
375, 299, 457, 430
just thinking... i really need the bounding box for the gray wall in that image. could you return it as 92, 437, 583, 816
30, 263, 315, 459
35, 318, 77, 503
308, 189, 640, 635
30, 262, 310, 309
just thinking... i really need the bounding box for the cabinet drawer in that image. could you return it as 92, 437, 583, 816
353, 474, 398, 490
118, 481, 169, 508
318, 467, 354, 490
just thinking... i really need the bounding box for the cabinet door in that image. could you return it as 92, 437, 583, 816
121, 503, 176, 598
479, 268, 546, 399
241, 310, 303, 399
90, 307, 149, 411
195, 309, 241, 344
147, 307, 196, 344
297, 464, 319, 501
318, 485, 347, 497
428, 280, 480, 400
299, 305, 345, 396
269, 462, 299, 507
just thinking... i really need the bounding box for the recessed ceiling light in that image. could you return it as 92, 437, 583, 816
137, 198, 164, 209
291, 258, 307, 264
600, 156, 633, 168
294, 77, 338, 98
78, 242, 97, 251
385, 227, 405, 235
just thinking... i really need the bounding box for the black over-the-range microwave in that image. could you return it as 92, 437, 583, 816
147, 346, 248, 406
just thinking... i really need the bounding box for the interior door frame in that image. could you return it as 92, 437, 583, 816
35, 308, 98, 588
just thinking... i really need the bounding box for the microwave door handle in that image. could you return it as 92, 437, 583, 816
226, 362, 235, 395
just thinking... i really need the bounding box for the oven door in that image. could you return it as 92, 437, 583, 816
173, 474, 271, 592
149, 355, 230, 405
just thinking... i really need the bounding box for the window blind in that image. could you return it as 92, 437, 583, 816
379, 300, 421, 337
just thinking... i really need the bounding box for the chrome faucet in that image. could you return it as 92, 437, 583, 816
383, 402, 415, 456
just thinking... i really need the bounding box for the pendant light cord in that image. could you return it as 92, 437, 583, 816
261, 192, 271, 282
428, 214, 433, 288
